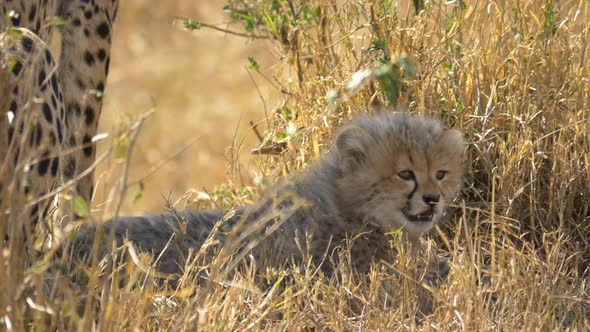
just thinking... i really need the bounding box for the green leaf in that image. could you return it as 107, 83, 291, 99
368, 39, 385, 52
239, 186, 251, 196
88, 88, 104, 99
24, 180, 34, 196
133, 180, 144, 204
281, 106, 292, 119
374, 63, 402, 104
312, 7, 321, 18
72, 195, 90, 218
52, 263, 69, 275
248, 56, 260, 71
114, 134, 130, 160
8, 27, 23, 39
133, 192, 143, 204
183, 19, 202, 30
7, 59, 17, 75
395, 56, 416, 78
262, 12, 279, 35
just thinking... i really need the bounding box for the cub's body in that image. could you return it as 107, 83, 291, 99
73, 112, 463, 274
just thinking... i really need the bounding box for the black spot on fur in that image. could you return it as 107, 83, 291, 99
50, 157, 59, 177
82, 135, 93, 157
21, 37, 33, 53
84, 51, 95, 66
38, 152, 50, 176
75, 184, 83, 197
12, 61, 23, 76
45, 49, 52, 64
70, 102, 81, 116
42, 103, 52, 122
76, 78, 86, 90
10, 17, 20, 27
72, 18, 81, 26
84, 10, 93, 19
84, 28, 90, 37
64, 157, 76, 178
96, 21, 110, 39
9, 100, 17, 114
30, 204, 39, 218
38, 69, 47, 90
84, 106, 95, 126
51, 75, 59, 95
97, 48, 106, 61
105, 56, 110, 75
13, 147, 20, 166
56, 121, 63, 142
28, 4, 37, 22
35, 125, 43, 146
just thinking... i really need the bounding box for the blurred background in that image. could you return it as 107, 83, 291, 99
96, 0, 276, 214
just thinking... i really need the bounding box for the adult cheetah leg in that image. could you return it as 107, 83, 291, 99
57, 0, 118, 216
0, 0, 119, 245
0, 28, 67, 254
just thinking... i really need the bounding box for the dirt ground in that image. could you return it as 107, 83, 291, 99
97, 0, 275, 214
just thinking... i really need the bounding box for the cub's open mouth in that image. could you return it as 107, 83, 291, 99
404, 209, 434, 223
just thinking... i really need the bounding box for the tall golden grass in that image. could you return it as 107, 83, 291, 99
1, 0, 589, 330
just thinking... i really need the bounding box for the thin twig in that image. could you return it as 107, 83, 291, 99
113, 110, 154, 219
250, 120, 264, 142
245, 65, 269, 124
173, 16, 270, 39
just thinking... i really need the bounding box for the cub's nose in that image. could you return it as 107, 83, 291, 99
423, 194, 440, 206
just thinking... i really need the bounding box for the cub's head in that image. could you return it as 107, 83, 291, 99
334, 112, 464, 240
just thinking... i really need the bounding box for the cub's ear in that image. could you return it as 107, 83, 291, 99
442, 129, 465, 157
335, 126, 372, 171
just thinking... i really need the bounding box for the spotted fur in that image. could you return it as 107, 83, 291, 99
0, 0, 118, 245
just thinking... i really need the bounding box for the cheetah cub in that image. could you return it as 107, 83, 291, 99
72, 112, 464, 275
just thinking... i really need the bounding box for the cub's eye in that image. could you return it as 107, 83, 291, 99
398, 170, 415, 181
436, 170, 447, 180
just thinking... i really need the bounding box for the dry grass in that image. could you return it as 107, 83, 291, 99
2, 0, 590, 330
